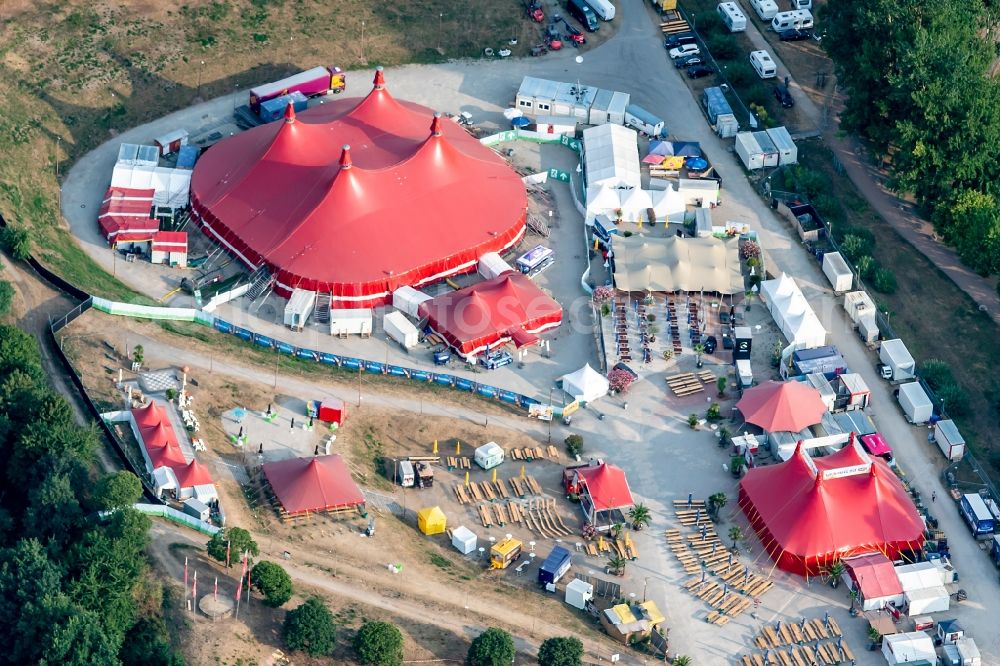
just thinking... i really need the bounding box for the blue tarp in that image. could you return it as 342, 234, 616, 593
175, 145, 199, 169
214, 319, 233, 334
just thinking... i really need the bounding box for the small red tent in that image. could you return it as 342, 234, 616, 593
738, 437, 924, 576
735, 380, 827, 432
318, 399, 345, 425
417, 273, 563, 357
262, 455, 365, 516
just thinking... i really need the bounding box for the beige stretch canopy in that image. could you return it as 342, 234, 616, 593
612, 235, 743, 294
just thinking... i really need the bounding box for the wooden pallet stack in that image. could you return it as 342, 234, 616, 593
666, 372, 705, 397
509, 446, 556, 461
445, 456, 471, 470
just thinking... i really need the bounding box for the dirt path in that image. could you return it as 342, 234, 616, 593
148, 521, 642, 664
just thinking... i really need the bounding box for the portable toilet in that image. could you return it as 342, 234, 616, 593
538, 546, 572, 585
417, 506, 447, 535
451, 526, 477, 554
474, 442, 505, 470
490, 537, 523, 569
565, 578, 594, 609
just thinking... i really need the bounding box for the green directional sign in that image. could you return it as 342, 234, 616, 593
547, 168, 571, 182
560, 135, 582, 152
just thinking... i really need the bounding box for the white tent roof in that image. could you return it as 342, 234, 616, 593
894, 562, 942, 591
478, 252, 514, 280
619, 188, 652, 222
761, 273, 827, 349
613, 235, 744, 294
561, 363, 610, 403
650, 186, 686, 222
882, 632, 936, 663
583, 124, 641, 189
111, 163, 191, 209
585, 184, 624, 223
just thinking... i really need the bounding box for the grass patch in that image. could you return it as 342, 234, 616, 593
428, 552, 453, 570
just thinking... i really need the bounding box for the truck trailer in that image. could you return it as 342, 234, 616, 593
249, 65, 346, 113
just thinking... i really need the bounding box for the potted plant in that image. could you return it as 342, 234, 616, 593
717, 426, 732, 449
867, 626, 882, 651
629, 503, 652, 531
826, 561, 845, 589
729, 455, 746, 478
606, 555, 627, 576
662, 348, 674, 362
693, 343, 705, 368
706, 403, 722, 422
687, 413, 699, 429
717, 376, 727, 397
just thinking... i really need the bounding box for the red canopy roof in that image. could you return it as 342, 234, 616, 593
738, 438, 924, 576
736, 380, 827, 432
97, 187, 156, 244
860, 433, 892, 458
417, 273, 562, 356
131, 402, 214, 488
842, 552, 903, 600
262, 455, 365, 515
575, 462, 634, 512
190, 68, 527, 307
173, 459, 214, 488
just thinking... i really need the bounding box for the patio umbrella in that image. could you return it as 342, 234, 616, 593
735, 380, 827, 433
511, 116, 532, 128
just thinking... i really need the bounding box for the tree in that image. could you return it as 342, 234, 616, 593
93, 471, 143, 511
250, 561, 293, 608
672, 656, 692, 666
728, 526, 744, 550
120, 616, 185, 666
564, 434, 584, 458
132, 344, 144, 368
2, 225, 31, 260
0, 324, 43, 379
37, 603, 120, 666
283, 597, 336, 656
22, 470, 84, 543
467, 627, 515, 666
716, 376, 727, 397
628, 503, 652, 531
353, 620, 404, 666
538, 636, 584, 666
207, 526, 258, 566
0, 279, 13, 318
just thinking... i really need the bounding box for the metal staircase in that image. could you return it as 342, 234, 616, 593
313, 293, 332, 325
245, 265, 274, 302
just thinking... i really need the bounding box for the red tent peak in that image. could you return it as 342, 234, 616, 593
373, 66, 385, 90
284, 101, 296, 124
430, 112, 443, 137
339, 144, 353, 169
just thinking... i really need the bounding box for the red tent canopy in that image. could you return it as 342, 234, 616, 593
131, 402, 214, 488
575, 462, 634, 512
262, 455, 365, 516
738, 438, 924, 576
97, 187, 156, 244
173, 459, 214, 488
190, 68, 527, 307
843, 552, 903, 600
736, 380, 827, 432
417, 273, 562, 357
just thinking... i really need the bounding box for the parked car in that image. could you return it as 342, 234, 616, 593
664, 32, 697, 48
480, 349, 513, 370
674, 54, 704, 68
687, 65, 715, 79
704, 336, 718, 355
669, 44, 700, 59
778, 28, 811, 41
774, 83, 795, 107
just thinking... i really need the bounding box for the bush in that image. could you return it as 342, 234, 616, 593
919, 359, 953, 391
706, 33, 739, 60
564, 434, 584, 458
93, 471, 143, 510
839, 234, 871, 261
936, 383, 969, 417
792, 167, 830, 199
467, 628, 515, 666
706, 403, 722, 421
812, 194, 842, 223
0, 279, 13, 317
207, 527, 259, 566
353, 621, 404, 666
284, 598, 336, 656
601, 303, 611, 317
855, 255, 876, 279
724, 61, 756, 87
251, 561, 293, 607
696, 10, 724, 32
1, 225, 31, 261
872, 268, 898, 294
538, 636, 584, 666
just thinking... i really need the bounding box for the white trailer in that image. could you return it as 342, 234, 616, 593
383, 311, 419, 349
750, 0, 779, 20
735, 132, 765, 170
897, 381, 933, 424
857, 315, 879, 344
822, 251, 853, 293
880, 338, 916, 381
765, 126, 798, 165
283, 288, 316, 331
843, 290, 876, 324
585, 0, 615, 20
392, 286, 432, 318
329, 308, 373, 337
934, 419, 966, 461
624, 104, 664, 137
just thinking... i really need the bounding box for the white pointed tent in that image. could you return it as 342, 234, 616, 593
619, 188, 652, 222
761, 273, 827, 349
650, 187, 686, 223
561, 364, 610, 403
583, 124, 641, 189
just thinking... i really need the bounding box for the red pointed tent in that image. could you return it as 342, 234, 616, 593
173, 459, 214, 488
131, 401, 214, 489
416, 273, 563, 357
735, 380, 827, 432
738, 438, 924, 576
574, 462, 634, 512
262, 455, 365, 516
190, 68, 527, 307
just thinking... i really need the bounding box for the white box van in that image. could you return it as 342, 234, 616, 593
771, 9, 813, 31
789, 0, 811, 9
749, 50, 777, 79
750, 0, 778, 20
716, 2, 747, 32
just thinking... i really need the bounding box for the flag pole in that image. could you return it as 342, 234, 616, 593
183, 557, 189, 610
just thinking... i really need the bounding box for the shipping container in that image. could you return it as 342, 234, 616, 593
822, 251, 853, 293
959, 493, 995, 537
154, 129, 189, 156
934, 419, 966, 461
329, 308, 373, 337
765, 126, 798, 165
702, 87, 739, 137
735, 132, 765, 170
283, 289, 316, 331
258, 90, 309, 122
383, 311, 419, 349
897, 381, 932, 424
538, 546, 573, 585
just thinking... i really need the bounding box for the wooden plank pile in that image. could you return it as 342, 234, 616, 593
666, 372, 704, 397
446, 456, 471, 470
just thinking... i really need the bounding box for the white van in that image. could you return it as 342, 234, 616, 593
750, 0, 778, 20
716, 2, 747, 32
789, 0, 811, 9
749, 50, 777, 79
771, 9, 813, 31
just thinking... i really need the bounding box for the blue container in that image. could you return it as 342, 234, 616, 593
258, 91, 309, 122
538, 546, 572, 585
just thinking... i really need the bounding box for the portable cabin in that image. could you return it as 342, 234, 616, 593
414, 461, 434, 488
474, 442, 505, 470
897, 382, 932, 424
329, 308, 373, 337
735, 132, 766, 170
822, 251, 853, 293
534, 115, 578, 137
703, 87, 739, 138
624, 104, 664, 137
383, 311, 419, 349
844, 290, 876, 323
396, 460, 415, 487
934, 419, 966, 461
490, 537, 523, 569
857, 315, 879, 344
182, 497, 211, 522
538, 546, 572, 585
565, 578, 594, 609
283, 289, 316, 331
835, 373, 870, 411
154, 129, 189, 156
752, 130, 780, 167
451, 526, 477, 554
150, 231, 188, 268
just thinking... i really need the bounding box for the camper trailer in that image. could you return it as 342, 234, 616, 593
770, 9, 813, 31
717, 2, 747, 31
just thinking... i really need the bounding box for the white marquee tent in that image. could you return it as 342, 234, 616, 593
111, 163, 191, 209
561, 363, 610, 403
583, 124, 641, 189
613, 235, 744, 294
585, 184, 685, 225
761, 273, 827, 349
894, 562, 950, 615
882, 632, 936, 666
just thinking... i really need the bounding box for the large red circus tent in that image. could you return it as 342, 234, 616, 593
735, 380, 827, 432
738, 436, 924, 576
262, 455, 366, 518
417, 273, 563, 357
189, 67, 527, 307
